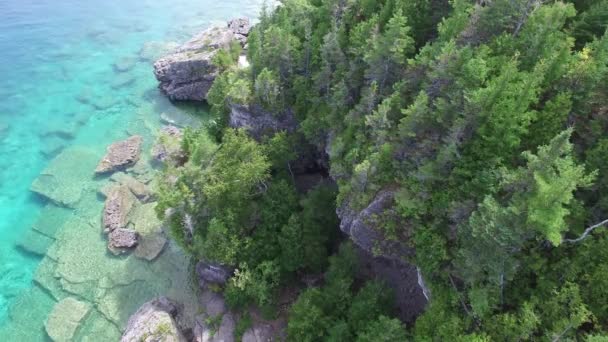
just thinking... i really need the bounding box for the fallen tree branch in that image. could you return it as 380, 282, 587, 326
564, 218, 608, 243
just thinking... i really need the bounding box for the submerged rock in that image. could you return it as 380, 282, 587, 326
32, 204, 73, 239
95, 135, 142, 174
30, 147, 99, 207
121, 297, 186, 342
16, 229, 54, 256
45, 297, 91, 342
102, 185, 136, 233
110, 73, 136, 89
110, 172, 153, 202
129, 202, 167, 261
113, 57, 137, 73
153, 18, 249, 101
40, 135, 68, 157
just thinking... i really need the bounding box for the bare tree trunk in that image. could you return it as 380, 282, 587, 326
564, 218, 608, 243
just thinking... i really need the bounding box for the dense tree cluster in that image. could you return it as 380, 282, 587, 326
157, 0, 608, 340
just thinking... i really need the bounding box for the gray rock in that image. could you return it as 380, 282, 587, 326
338, 190, 413, 260
193, 312, 235, 342
108, 228, 139, 251
338, 190, 428, 322
121, 297, 186, 342
196, 261, 233, 288
229, 104, 297, 140
95, 136, 142, 174
102, 185, 136, 233
153, 18, 249, 102
228, 18, 251, 45
242, 323, 274, 342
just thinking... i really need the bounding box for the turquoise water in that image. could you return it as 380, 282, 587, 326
0, 0, 263, 339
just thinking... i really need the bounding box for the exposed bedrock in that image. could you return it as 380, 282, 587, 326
338, 189, 429, 321
153, 18, 250, 101
228, 104, 297, 141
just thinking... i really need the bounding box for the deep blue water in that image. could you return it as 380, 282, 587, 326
0, 0, 264, 339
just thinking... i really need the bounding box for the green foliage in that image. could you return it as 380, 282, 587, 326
158, 0, 608, 339
212, 40, 243, 71
287, 243, 405, 341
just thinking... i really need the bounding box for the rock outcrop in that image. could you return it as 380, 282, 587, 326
196, 261, 233, 288
153, 18, 250, 101
338, 190, 428, 321
338, 190, 413, 260
229, 104, 297, 140
96, 136, 142, 174
121, 297, 186, 342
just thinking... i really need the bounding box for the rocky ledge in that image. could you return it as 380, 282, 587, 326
153, 18, 251, 101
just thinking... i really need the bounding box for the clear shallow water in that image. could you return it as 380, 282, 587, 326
0, 0, 263, 339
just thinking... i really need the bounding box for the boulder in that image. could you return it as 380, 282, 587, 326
95, 136, 142, 174
45, 297, 91, 342
195, 261, 233, 288
121, 297, 186, 342
228, 17, 251, 45
102, 185, 136, 233
108, 228, 139, 251
153, 18, 249, 102
229, 104, 297, 140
